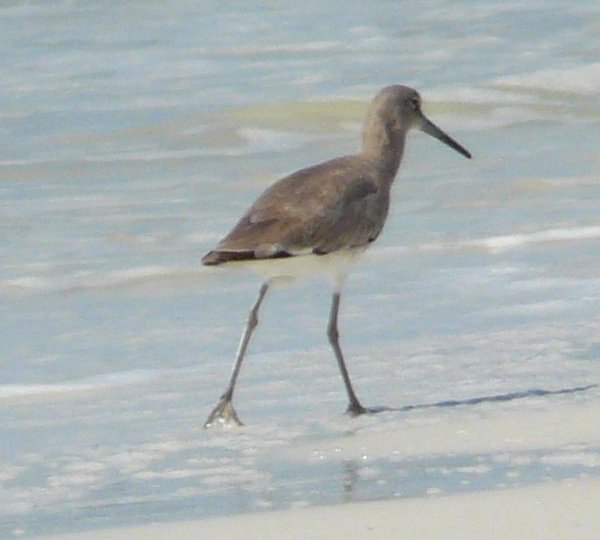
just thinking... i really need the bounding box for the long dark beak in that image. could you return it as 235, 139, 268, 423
419, 115, 471, 159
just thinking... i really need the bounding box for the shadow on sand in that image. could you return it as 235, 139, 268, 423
366, 383, 598, 415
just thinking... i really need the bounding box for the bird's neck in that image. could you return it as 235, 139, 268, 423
360, 122, 405, 184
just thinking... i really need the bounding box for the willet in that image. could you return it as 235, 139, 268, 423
202, 85, 471, 427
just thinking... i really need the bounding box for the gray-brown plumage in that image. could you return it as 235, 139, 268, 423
202, 157, 384, 262
203, 85, 471, 427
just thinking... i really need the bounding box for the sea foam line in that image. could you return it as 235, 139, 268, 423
0, 370, 163, 401
370, 225, 600, 259
2, 265, 199, 294
494, 62, 600, 95
465, 226, 600, 253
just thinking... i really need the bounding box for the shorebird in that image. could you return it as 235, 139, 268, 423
202, 85, 471, 427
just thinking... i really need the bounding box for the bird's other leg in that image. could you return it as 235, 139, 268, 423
204, 282, 270, 428
327, 291, 366, 416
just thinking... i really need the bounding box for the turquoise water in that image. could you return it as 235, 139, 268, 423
1, 1, 599, 537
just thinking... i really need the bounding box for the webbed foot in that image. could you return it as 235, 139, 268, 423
204, 398, 243, 428
346, 401, 368, 417
346, 402, 388, 417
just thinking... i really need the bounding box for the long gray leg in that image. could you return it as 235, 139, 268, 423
327, 291, 366, 416
204, 282, 270, 428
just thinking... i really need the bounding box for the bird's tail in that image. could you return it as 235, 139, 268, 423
202, 249, 293, 265
202, 250, 257, 265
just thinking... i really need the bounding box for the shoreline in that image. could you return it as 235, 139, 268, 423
34, 478, 600, 540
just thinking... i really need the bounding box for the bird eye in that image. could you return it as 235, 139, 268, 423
408, 97, 420, 111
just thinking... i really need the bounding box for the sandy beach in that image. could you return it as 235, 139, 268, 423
35, 478, 600, 540
32, 395, 600, 540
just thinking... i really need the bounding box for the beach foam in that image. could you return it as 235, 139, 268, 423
0, 370, 163, 401
495, 63, 600, 95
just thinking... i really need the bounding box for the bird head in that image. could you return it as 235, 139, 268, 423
370, 85, 472, 159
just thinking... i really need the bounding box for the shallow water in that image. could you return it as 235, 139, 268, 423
1, 1, 599, 537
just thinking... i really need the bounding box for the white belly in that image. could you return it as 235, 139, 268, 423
218, 248, 366, 290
